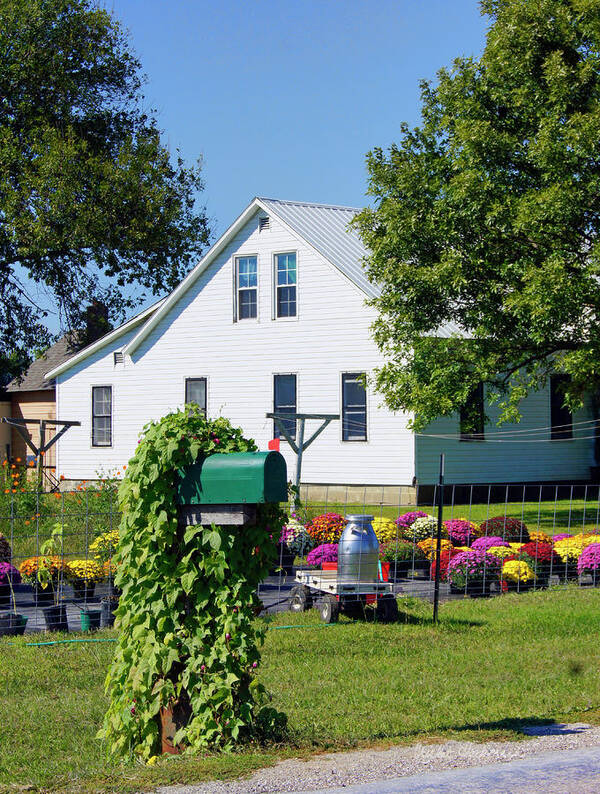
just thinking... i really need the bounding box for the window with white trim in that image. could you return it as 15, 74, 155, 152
92, 386, 112, 447
274, 374, 296, 440
235, 256, 257, 319
275, 252, 296, 317
185, 378, 207, 414
342, 373, 367, 441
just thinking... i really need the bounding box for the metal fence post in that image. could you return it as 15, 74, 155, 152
433, 453, 445, 623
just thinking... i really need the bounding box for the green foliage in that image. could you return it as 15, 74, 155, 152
101, 407, 287, 759
354, 0, 600, 428
0, 0, 212, 361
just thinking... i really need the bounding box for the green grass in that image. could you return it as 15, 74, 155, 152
1, 586, 600, 792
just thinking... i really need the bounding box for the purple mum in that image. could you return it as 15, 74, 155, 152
444, 519, 477, 545
0, 562, 21, 587
578, 544, 600, 574
306, 544, 338, 566
472, 536, 509, 552
395, 511, 428, 529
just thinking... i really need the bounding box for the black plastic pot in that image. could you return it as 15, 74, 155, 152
33, 586, 55, 606
101, 597, 119, 628
0, 612, 28, 636
43, 604, 69, 632
72, 581, 96, 601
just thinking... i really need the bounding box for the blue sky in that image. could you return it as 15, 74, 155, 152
112, 0, 489, 236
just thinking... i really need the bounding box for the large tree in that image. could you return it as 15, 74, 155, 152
0, 0, 211, 369
355, 0, 600, 429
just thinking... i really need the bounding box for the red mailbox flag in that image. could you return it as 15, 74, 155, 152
268, 438, 280, 452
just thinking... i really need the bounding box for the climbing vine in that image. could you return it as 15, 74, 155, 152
101, 408, 287, 758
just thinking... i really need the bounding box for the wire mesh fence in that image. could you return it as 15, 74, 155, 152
2, 478, 600, 633
259, 481, 600, 620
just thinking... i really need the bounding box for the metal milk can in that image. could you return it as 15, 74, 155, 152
337, 514, 379, 583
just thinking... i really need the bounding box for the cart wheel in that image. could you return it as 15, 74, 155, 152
377, 594, 399, 623
289, 585, 312, 613
320, 594, 339, 623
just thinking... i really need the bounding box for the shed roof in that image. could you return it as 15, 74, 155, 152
7, 336, 78, 392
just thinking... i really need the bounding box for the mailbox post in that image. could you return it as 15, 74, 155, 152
175, 450, 288, 527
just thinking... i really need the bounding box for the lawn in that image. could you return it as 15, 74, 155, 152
1, 586, 599, 793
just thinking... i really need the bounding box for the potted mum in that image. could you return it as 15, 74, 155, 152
306, 543, 338, 567
479, 517, 529, 543
577, 544, 600, 585
380, 540, 427, 579
501, 559, 535, 592
444, 518, 481, 546
65, 559, 104, 601
447, 550, 502, 596
518, 541, 560, 586
19, 555, 63, 606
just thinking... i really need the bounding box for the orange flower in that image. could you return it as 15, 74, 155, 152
10, 464, 15, 469
3, 489, 8, 494
29, 461, 35, 467
60, 475, 65, 480
11, 489, 16, 493
25, 520, 30, 525
15, 457, 21, 463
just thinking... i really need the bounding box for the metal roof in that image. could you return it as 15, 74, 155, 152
258, 198, 380, 299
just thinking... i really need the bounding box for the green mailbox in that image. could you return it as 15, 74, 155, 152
176, 451, 288, 527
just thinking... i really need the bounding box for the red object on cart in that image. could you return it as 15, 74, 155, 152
268, 438, 280, 451
320, 561, 388, 603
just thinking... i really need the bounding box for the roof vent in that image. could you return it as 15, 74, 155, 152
259, 216, 270, 231
114, 351, 124, 365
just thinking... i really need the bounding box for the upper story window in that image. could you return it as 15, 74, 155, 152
460, 383, 485, 441
92, 386, 112, 447
185, 377, 207, 414
550, 375, 573, 440
236, 256, 257, 320
342, 373, 367, 441
275, 252, 296, 318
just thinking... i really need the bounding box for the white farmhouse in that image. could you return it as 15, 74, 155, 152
46, 197, 596, 497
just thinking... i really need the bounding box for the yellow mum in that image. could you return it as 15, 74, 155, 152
509, 543, 525, 551
554, 535, 600, 562
417, 537, 453, 560
90, 530, 120, 562
65, 559, 105, 583
503, 559, 535, 583
371, 517, 399, 543
487, 545, 517, 559
529, 530, 551, 543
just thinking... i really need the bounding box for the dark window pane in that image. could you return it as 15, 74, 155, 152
277, 286, 296, 317
185, 378, 206, 412
342, 374, 366, 441
274, 374, 296, 440
460, 383, 485, 441
239, 289, 257, 319
551, 375, 572, 440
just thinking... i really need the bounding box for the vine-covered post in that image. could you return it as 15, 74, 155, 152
101, 408, 288, 759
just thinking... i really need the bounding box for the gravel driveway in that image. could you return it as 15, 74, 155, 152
156, 723, 600, 794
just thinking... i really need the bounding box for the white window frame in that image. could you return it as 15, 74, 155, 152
234, 254, 259, 322
91, 385, 113, 448
273, 251, 298, 320
340, 372, 368, 442
185, 377, 207, 415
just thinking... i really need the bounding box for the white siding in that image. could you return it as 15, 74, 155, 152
56, 209, 415, 485
415, 386, 595, 484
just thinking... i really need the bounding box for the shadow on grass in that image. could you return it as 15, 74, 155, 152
395, 611, 485, 628
451, 717, 592, 736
